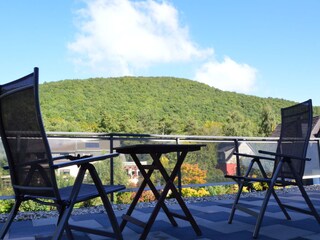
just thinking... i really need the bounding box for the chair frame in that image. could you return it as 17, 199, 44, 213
225, 99, 320, 238
0, 68, 124, 240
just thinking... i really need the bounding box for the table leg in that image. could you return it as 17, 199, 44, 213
120, 176, 149, 231
120, 155, 178, 235
151, 151, 202, 236
167, 180, 202, 235
131, 154, 178, 227
139, 179, 174, 240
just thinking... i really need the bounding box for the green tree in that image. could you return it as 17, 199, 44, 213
158, 117, 180, 135
200, 121, 223, 136
95, 112, 121, 133
258, 105, 277, 136
183, 118, 201, 135
223, 111, 257, 136
0, 147, 12, 195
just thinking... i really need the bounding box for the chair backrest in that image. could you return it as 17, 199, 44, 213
276, 99, 313, 179
0, 68, 59, 199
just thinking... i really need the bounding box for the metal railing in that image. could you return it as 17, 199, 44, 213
48, 132, 320, 187
1, 132, 320, 198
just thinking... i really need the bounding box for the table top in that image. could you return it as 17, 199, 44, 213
114, 144, 206, 154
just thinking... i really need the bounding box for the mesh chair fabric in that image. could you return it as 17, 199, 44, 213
0, 72, 56, 197
276, 100, 312, 179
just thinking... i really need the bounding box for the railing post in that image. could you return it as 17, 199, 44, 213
176, 138, 182, 195
234, 139, 241, 176
110, 133, 114, 201
316, 139, 320, 184
316, 139, 320, 167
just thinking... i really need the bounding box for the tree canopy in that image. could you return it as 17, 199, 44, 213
39, 77, 320, 136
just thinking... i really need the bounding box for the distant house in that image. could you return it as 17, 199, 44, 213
270, 115, 320, 138
123, 160, 147, 186
217, 142, 256, 175
217, 143, 236, 175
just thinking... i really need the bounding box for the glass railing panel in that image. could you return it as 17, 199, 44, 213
1, 133, 320, 197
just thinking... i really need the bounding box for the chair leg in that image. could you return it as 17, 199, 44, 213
228, 158, 259, 224
53, 205, 76, 240
57, 206, 74, 240
228, 182, 245, 224
256, 160, 291, 220
0, 199, 21, 239
271, 189, 291, 220
88, 164, 123, 240
253, 184, 274, 239
296, 178, 320, 223
64, 226, 74, 240
101, 194, 123, 240
52, 166, 87, 240
253, 158, 283, 238
253, 159, 286, 239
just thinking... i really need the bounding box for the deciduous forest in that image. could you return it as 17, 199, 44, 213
39, 76, 320, 136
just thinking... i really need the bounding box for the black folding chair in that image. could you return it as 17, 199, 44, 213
0, 68, 125, 240
225, 99, 320, 238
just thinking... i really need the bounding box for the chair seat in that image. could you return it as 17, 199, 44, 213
59, 184, 125, 203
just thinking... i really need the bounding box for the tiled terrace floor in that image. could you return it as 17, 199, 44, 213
2, 189, 320, 239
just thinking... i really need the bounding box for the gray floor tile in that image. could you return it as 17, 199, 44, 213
2, 190, 320, 239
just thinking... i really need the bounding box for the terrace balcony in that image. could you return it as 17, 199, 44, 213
1, 133, 320, 239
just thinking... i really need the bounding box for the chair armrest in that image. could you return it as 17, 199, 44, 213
258, 150, 311, 161
234, 152, 275, 161
53, 152, 119, 169
52, 154, 93, 161
52, 155, 71, 161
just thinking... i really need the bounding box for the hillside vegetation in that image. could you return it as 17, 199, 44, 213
39, 77, 320, 136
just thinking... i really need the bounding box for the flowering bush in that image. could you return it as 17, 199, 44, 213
135, 190, 156, 202
116, 192, 134, 204
0, 199, 14, 213
181, 187, 210, 198
180, 163, 207, 184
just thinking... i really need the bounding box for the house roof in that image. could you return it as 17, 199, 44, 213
271, 115, 320, 138
312, 116, 320, 137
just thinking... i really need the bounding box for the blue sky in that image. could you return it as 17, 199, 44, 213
1, 0, 319, 105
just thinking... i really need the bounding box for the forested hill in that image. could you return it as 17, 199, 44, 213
39, 77, 320, 136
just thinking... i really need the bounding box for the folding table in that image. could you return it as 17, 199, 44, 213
115, 144, 205, 240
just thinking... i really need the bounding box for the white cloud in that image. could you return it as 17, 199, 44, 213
68, 0, 258, 94
68, 0, 213, 76
194, 57, 258, 93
